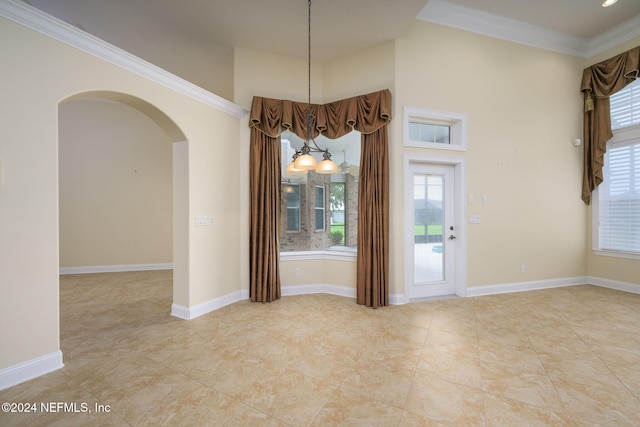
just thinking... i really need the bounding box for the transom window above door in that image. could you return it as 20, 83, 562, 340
404, 107, 467, 151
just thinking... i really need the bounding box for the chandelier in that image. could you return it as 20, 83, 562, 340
285, 0, 339, 175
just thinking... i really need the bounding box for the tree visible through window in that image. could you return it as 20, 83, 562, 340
330, 183, 346, 245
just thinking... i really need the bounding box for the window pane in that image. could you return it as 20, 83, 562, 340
315, 186, 325, 231
409, 121, 450, 144
600, 142, 640, 252
280, 132, 359, 251
330, 183, 346, 246
284, 184, 300, 232
287, 208, 300, 232
413, 174, 444, 282
286, 185, 299, 207
315, 186, 325, 207
611, 79, 640, 130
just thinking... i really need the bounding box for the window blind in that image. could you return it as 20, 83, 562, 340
611, 78, 640, 130
600, 142, 640, 252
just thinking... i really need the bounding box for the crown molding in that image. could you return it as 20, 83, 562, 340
0, 0, 248, 118
417, 0, 640, 59
587, 14, 640, 58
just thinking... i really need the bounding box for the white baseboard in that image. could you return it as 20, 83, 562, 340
466, 276, 589, 297
587, 276, 640, 294
60, 263, 173, 275
0, 351, 64, 391
282, 284, 356, 299
168, 275, 639, 321
171, 290, 243, 320
389, 293, 408, 305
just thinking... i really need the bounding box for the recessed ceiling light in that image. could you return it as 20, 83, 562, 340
602, 0, 618, 7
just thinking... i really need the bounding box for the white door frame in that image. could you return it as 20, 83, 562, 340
404, 154, 467, 300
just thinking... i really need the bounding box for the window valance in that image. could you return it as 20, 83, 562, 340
249, 89, 391, 139
580, 46, 640, 204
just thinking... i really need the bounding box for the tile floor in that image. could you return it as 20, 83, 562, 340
1, 270, 640, 426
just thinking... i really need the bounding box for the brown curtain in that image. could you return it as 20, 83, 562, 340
249, 127, 282, 302
249, 89, 391, 307
580, 46, 640, 204
357, 127, 389, 307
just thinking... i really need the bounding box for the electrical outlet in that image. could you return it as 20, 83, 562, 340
520, 264, 526, 273
295, 268, 301, 276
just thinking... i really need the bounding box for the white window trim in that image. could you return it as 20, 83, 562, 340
404, 107, 467, 151
281, 248, 357, 262
592, 123, 640, 260
315, 185, 326, 232
285, 183, 301, 233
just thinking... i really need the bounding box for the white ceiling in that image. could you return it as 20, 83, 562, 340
440, 0, 640, 40
24, 0, 640, 62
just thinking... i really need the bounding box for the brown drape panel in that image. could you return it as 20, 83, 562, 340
580, 46, 640, 204
249, 89, 391, 307
357, 127, 389, 308
249, 127, 282, 302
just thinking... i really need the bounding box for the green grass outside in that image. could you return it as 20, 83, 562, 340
414, 224, 443, 236
331, 223, 345, 233
331, 223, 345, 245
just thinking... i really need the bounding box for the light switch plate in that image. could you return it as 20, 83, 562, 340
468, 215, 481, 224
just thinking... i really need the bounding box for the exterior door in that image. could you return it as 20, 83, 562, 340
409, 163, 456, 298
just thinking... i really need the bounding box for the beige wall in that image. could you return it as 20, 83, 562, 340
0, 17, 243, 370
584, 35, 640, 288
394, 21, 587, 291
58, 99, 173, 267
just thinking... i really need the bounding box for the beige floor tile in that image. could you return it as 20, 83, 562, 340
220, 404, 289, 427
340, 363, 415, 409
397, 410, 448, 427
609, 365, 640, 398
551, 376, 640, 426
242, 371, 336, 426
423, 329, 479, 359
478, 340, 546, 375
123, 382, 247, 427
405, 373, 485, 426
211, 355, 288, 400
287, 346, 359, 386
358, 345, 423, 372
480, 359, 565, 412
415, 347, 483, 390
476, 323, 532, 347
4, 272, 640, 426
590, 342, 640, 371
483, 392, 573, 426
312, 388, 403, 426
527, 329, 600, 361
539, 353, 623, 389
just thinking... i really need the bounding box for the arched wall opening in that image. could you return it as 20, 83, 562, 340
58, 90, 188, 313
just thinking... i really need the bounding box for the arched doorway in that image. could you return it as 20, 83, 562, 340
58, 91, 188, 313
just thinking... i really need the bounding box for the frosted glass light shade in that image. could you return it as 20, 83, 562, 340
316, 159, 339, 174
285, 161, 306, 175
293, 153, 317, 170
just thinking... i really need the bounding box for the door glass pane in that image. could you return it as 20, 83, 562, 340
414, 174, 444, 283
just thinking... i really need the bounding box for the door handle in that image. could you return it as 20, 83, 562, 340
448, 234, 456, 240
